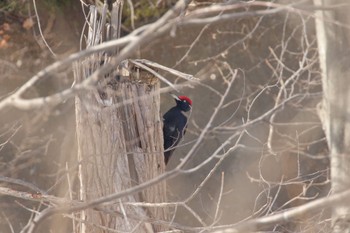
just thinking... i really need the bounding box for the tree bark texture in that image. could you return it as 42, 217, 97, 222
74, 58, 167, 233
73, 6, 168, 233
314, 0, 350, 232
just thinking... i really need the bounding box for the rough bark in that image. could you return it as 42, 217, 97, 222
73, 5, 168, 233
314, 0, 350, 232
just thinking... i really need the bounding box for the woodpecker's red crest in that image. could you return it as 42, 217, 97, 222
178, 96, 192, 106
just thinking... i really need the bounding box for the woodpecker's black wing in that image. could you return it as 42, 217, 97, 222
163, 107, 188, 164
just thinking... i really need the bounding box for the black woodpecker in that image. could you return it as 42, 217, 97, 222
163, 94, 192, 165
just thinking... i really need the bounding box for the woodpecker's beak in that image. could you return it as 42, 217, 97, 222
170, 94, 180, 101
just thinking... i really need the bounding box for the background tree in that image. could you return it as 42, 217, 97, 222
314, 0, 350, 232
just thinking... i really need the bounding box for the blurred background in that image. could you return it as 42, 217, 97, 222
0, 0, 330, 232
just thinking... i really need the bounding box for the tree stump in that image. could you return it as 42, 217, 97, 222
74, 1, 167, 233
73, 5, 168, 232
74, 57, 168, 232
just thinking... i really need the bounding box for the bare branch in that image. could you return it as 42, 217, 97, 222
211, 189, 350, 233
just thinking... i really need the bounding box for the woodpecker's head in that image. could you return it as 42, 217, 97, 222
171, 94, 192, 112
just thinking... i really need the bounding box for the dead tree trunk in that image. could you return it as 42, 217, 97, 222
73, 5, 168, 233
314, 0, 350, 232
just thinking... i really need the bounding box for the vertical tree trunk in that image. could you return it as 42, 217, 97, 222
73, 5, 167, 233
314, 0, 350, 232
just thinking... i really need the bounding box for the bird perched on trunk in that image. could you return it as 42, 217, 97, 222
163, 94, 192, 165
